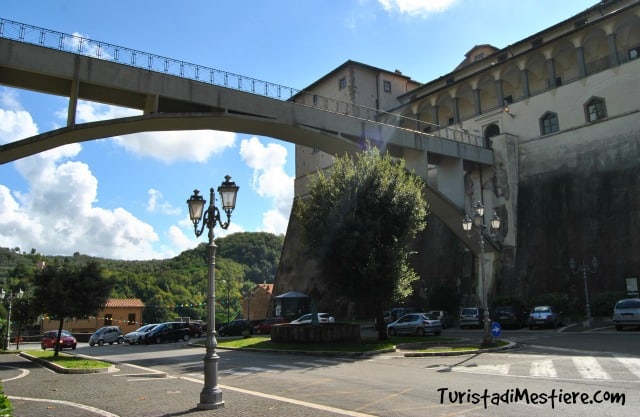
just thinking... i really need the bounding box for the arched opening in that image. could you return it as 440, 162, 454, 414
484, 124, 500, 147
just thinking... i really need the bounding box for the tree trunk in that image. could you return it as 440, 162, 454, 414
375, 310, 389, 341
54, 319, 64, 357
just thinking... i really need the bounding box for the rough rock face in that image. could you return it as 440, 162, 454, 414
275, 129, 640, 316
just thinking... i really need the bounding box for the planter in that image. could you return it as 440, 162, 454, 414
271, 323, 360, 343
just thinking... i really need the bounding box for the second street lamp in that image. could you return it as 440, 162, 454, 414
0, 288, 24, 350
462, 201, 500, 347
187, 175, 239, 410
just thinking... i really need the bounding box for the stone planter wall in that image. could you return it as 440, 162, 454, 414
271, 323, 360, 343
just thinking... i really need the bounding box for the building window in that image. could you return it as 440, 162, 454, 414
128, 313, 136, 325
312, 94, 318, 106
585, 97, 607, 122
104, 314, 113, 326
540, 112, 559, 135
383, 80, 391, 93
339, 77, 346, 90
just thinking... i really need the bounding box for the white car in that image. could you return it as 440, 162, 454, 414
387, 313, 442, 336
290, 313, 335, 324
124, 323, 158, 344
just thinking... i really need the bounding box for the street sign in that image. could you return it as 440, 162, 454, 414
491, 321, 502, 338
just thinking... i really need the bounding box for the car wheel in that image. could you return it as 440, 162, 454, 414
182, 334, 189, 342
528, 325, 534, 330
416, 328, 425, 336
388, 328, 397, 336
72, 346, 76, 350
98, 339, 104, 346
117, 337, 124, 344
615, 325, 623, 331
434, 330, 442, 336
89, 341, 95, 347
41, 344, 46, 350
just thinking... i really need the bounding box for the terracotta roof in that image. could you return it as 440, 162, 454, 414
105, 298, 145, 308
257, 283, 274, 295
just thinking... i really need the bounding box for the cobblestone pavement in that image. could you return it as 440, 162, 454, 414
0, 353, 370, 417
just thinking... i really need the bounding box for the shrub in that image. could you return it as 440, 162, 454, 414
0, 384, 12, 416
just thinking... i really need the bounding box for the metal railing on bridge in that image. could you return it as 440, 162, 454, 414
0, 18, 484, 148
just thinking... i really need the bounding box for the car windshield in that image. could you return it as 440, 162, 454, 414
137, 324, 156, 332
616, 300, 640, 309
461, 308, 477, 315
47, 330, 72, 338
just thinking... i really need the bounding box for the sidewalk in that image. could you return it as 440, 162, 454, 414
0, 353, 367, 417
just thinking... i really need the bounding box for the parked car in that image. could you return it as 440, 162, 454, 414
459, 307, 485, 329
425, 310, 455, 329
387, 313, 442, 336
188, 322, 203, 338
41, 330, 77, 350
290, 313, 335, 325
217, 319, 253, 336
143, 322, 190, 344
613, 298, 640, 331
89, 326, 124, 346
491, 306, 527, 329
124, 324, 158, 345
389, 307, 417, 322
252, 317, 285, 334
528, 305, 563, 329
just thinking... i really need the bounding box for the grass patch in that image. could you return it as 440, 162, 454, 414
215, 335, 459, 353
25, 350, 111, 369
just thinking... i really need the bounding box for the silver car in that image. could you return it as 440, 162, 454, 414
124, 323, 157, 344
89, 325, 124, 346
613, 298, 640, 331
387, 313, 442, 336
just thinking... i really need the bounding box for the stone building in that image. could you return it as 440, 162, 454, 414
41, 298, 145, 334
276, 0, 640, 317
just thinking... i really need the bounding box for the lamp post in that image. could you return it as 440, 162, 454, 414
570, 256, 598, 328
187, 175, 239, 410
0, 288, 24, 350
462, 201, 500, 347
222, 280, 230, 324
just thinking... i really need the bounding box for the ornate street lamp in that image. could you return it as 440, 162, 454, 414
570, 256, 598, 328
0, 288, 24, 350
187, 175, 239, 410
462, 201, 500, 346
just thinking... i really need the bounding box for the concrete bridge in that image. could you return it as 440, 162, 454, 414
0, 18, 498, 255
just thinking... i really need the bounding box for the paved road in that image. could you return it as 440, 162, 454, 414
2, 326, 639, 416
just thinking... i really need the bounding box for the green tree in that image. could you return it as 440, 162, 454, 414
32, 261, 112, 356
295, 145, 429, 340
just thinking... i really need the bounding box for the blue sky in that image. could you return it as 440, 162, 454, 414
0, 0, 592, 260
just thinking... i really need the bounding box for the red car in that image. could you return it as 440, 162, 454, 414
252, 317, 285, 334
41, 330, 77, 350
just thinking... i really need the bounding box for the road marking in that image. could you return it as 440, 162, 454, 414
242, 367, 274, 373
269, 364, 302, 370
529, 359, 557, 378
454, 364, 510, 375
572, 357, 610, 379
8, 396, 119, 417
293, 361, 322, 367
616, 357, 640, 379
181, 376, 378, 417
0, 365, 29, 382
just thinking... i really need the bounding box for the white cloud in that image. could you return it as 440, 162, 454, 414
147, 189, 181, 215
0, 108, 39, 144
68, 101, 237, 163
377, 0, 456, 16
239, 137, 293, 235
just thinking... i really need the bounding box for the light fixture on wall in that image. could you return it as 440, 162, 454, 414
503, 105, 515, 118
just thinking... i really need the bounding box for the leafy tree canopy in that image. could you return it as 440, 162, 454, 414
295, 145, 429, 338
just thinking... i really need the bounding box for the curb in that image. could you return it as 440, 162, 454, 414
19, 352, 116, 374
401, 340, 519, 357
